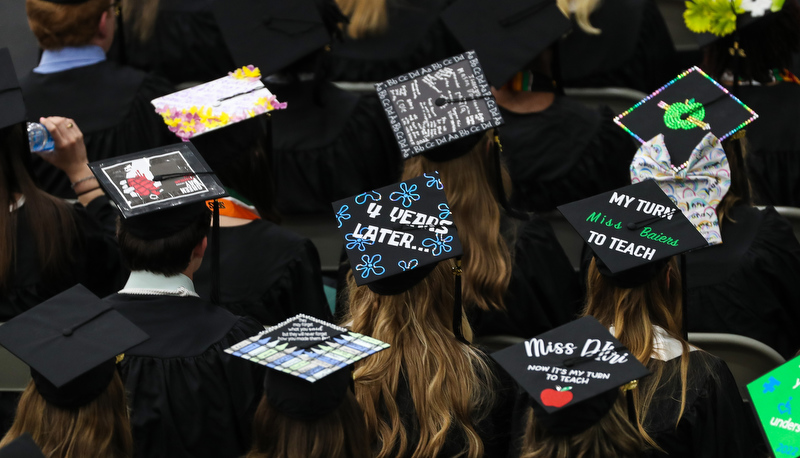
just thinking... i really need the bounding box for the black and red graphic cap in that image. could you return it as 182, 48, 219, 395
491, 316, 650, 434
88, 142, 227, 240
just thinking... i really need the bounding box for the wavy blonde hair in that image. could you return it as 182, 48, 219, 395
122, 0, 160, 42
520, 396, 645, 458
583, 257, 690, 451
335, 0, 387, 39
401, 134, 513, 312
345, 262, 497, 458
556, 0, 601, 34
0, 373, 133, 458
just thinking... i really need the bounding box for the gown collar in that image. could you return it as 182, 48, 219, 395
34, 45, 106, 74
119, 271, 199, 297
609, 325, 698, 362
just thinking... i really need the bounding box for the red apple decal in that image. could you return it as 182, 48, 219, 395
540, 385, 573, 408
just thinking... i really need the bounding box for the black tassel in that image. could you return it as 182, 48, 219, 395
211, 199, 221, 304
493, 131, 529, 221
680, 253, 688, 341
452, 257, 468, 344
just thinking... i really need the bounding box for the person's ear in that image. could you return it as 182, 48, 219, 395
97, 11, 110, 40
193, 237, 208, 260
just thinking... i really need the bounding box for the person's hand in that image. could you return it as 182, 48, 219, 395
37, 116, 89, 180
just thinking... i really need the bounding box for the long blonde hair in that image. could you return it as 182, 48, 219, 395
583, 257, 690, 451
335, 0, 388, 39
346, 262, 497, 458
122, 0, 160, 42
0, 373, 133, 458
556, 0, 601, 34
401, 135, 513, 312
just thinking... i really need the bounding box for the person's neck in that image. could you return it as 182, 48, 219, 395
491, 86, 555, 114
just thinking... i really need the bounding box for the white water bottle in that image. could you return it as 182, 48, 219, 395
27, 122, 55, 153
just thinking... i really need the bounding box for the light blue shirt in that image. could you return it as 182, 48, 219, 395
119, 271, 198, 297
33, 45, 106, 74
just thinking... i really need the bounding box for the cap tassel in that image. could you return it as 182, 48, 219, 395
211, 199, 221, 304
452, 257, 468, 344
680, 253, 688, 341
492, 132, 529, 221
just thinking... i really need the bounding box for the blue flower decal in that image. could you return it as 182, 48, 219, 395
355, 190, 381, 205
438, 203, 451, 220
345, 228, 374, 252
389, 182, 421, 208
424, 173, 444, 190
335, 204, 351, 228
355, 254, 385, 279
398, 259, 419, 271
421, 234, 454, 257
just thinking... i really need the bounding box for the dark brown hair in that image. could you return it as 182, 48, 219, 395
0, 123, 79, 293
26, 0, 110, 50
246, 390, 371, 458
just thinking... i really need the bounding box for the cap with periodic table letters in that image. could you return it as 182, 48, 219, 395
212, 0, 340, 77
0, 285, 149, 410
558, 180, 708, 287
746, 353, 800, 458
0, 48, 26, 130
225, 314, 390, 420
332, 172, 463, 294
151, 65, 287, 141
441, 0, 572, 87
374, 51, 504, 161
0, 434, 45, 458
491, 316, 651, 435
614, 66, 758, 170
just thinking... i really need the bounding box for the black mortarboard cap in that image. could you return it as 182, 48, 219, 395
333, 173, 463, 294
0, 434, 45, 458
492, 316, 650, 434
558, 180, 708, 284
614, 66, 758, 168
88, 142, 227, 239
375, 51, 504, 160
212, 0, 331, 76
225, 314, 389, 420
441, 0, 571, 87
0, 48, 26, 130
0, 285, 149, 409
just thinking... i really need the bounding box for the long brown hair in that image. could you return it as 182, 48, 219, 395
520, 396, 645, 458
246, 391, 371, 458
0, 123, 79, 293
716, 136, 752, 225
122, 0, 160, 42
334, 0, 388, 39
401, 135, 513, 312
0, 372, 133, 458
583, 257, 689, 451
345, 262, 497, 458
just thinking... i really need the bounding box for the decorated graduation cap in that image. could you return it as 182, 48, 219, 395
558, 180, 708, 287
614, 66, 758, 169
492, 316, 650, 435
441, 0, 571, 87
0, 285, 149, 410
374, 51, 504, 161
684, 0, 788, 46
225, 314, 389, 421
0, 48, 26, 130
0, 434, 45, 458
746, 354, 800, 458
151, 66, 286, 141
212, 0, 344, 76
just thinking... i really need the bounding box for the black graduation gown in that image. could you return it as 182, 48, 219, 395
266, 80, 401, 215
500, 97, 639, 213
468, 214, 583, 338
560, 0, 677, 93
20, 61, 175, 198
193, 219, 332, 327
0, 196, 126, 321
686, 205, 800, 359
113, 0, 234, 84
326, 0, 461, 82
736, 83, 800, 206
105, 294, 265, 458
642, 351, 764, 457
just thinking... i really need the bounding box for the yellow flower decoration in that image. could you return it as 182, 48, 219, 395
230, 65, 261, 80
772, 0, 785, 12
684, 0, 744, 36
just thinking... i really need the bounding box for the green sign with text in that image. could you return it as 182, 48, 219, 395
748, 355, 800, 458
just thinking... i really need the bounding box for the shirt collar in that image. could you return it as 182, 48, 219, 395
34, 46, 106, 74
120, 271, 198, 297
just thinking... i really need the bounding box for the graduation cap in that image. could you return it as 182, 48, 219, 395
614, 66, 758, 169
441, 0, 571, 87
746, 354, 800, 458
0, 285, 149, 410
0, 434, 45, 458
0, 48, 26, 130
151, 66, 287, 141
684, 0, 788, 46
212, 0, 340, 76
375, 51, 504, 160
225, 314, 390, 420
558, 180, 708, 286
492, 316, 650, 435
